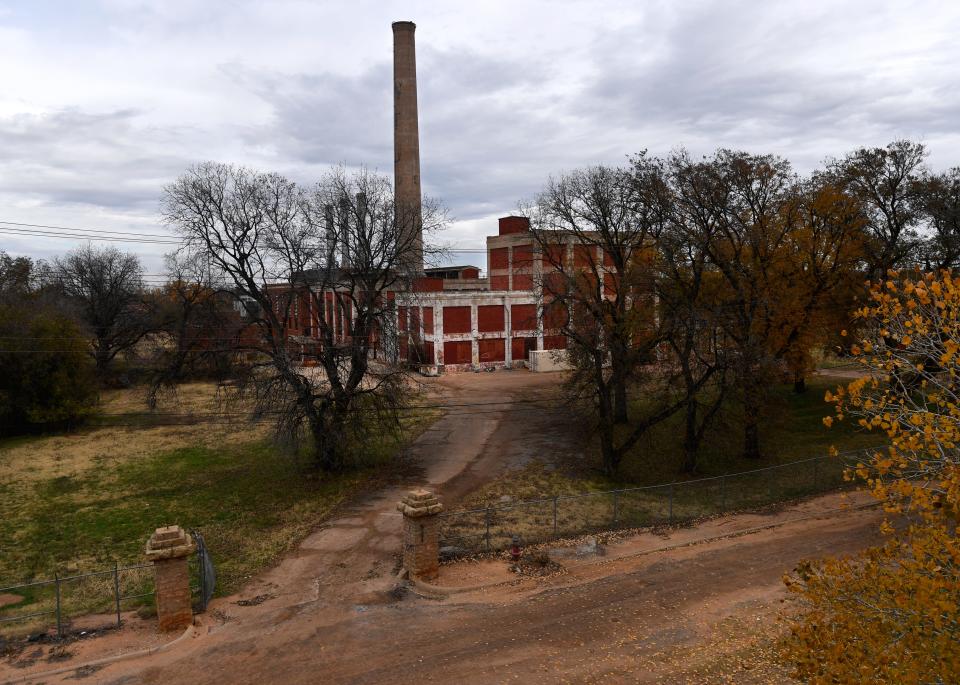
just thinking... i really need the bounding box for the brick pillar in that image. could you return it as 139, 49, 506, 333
145, 525, 196, 632
397, 489, 443, 580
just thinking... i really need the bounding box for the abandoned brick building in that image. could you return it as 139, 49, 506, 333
271, 21, 638, 372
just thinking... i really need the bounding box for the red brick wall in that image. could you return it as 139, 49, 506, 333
490, 275, 509, 291
423, 306, 433, 331
442, 306, 471, 334
413, 277, 444, 292
478, 338, 505, 362
489, 247, 509, 269
511, 304, 537, 330
512, 336, 536, 361
498, 216, 530, 235
461, 267, 480, 279
443, 340, 472, 364
512, 244, 534, 269
477, 305, 504, 332
543, 335, 567, 350
512, 274, 533, 291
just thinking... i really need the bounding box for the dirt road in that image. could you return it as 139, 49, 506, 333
4, 371, 884, 684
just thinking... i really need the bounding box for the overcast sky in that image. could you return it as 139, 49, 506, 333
2, 0, 959, 276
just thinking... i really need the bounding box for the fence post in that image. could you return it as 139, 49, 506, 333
813, 457, 819, 491
612, 491, 619, 526
668, 484, 674, 525
552, 496, 558, 537
114, 561, 121, 629
485, 507, 492, 552
54, 572, 63, 638
720, 475, 726, 511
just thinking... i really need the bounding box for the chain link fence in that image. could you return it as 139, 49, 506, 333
0, 562, 154, 639
438, 450, 868, 554
1, 532, 216, 639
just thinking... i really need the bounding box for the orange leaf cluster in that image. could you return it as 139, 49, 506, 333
783, 271, 960, 684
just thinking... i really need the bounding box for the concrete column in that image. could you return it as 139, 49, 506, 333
504, 297, 513, 367
397, 489, 443, 580
470, 303, 479, 366
145, 526, 196, 632
434, 304, 443, 367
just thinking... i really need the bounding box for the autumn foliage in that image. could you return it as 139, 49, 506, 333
783, 271, 960, 683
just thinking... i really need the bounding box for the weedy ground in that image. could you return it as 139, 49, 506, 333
0, 381, 436, 635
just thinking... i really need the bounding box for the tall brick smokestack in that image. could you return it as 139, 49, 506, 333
392, 20, 423, 274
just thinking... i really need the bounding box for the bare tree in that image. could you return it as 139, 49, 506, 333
528, 163, 689, 476
162, 162, 444, 471
825, 140, 927, 279
52, 244, 149, 374
917, 166, 960, 271
146, 251, 242, 407
652, 178, 730, 474
668, 150, 799, 461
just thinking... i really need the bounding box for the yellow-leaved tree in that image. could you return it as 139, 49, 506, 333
783, 271, 960, 684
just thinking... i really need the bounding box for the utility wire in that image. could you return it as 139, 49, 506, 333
0, 220, 173, 239
0, 219, 490, 251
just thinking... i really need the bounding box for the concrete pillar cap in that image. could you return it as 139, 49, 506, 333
397, 489, 443, 517
145, 525, 196, 561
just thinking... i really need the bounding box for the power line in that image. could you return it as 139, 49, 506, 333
0, 227, 182, 246
0, 220, 173, 239
0, 218, 491, 252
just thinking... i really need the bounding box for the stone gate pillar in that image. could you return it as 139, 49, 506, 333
145, 525, 196, 631
397, 489, 443, 580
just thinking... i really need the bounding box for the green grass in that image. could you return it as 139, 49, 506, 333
0, 403, 437, 636
440, 376, 882, 551
612, 375, 882, 485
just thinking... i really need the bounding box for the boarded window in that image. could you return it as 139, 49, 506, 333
422, 306, 433, 331
512, 244, 534, 270
541, 244, 566, 268
477, 305, 504, 332
478, 338, 505, 362
511, 336, 536, 362
543, 300, 567, 329
443, 340, 472, 365
574, 244, 596, 268
443, 306, 471, 334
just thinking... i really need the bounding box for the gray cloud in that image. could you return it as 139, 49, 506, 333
1, 0, 959, 273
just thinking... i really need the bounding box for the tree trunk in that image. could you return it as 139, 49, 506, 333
94, 343, 111, 374
610, 348, 629, 424
742, 405, 761, 460
599, 424, 619, 477
613, 374, 628, 424
793, 373, 806, 394
682, 396, 699, 474
596, 376, 620, 476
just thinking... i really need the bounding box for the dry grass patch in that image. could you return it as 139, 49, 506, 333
0, 381, 438, 636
